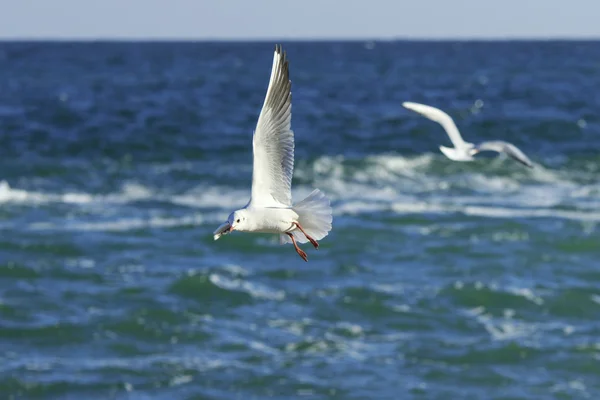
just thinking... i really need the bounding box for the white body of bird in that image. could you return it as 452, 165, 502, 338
229, 207, 299, 234
438, 145, 474, 162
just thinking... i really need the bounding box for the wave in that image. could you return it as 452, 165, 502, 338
465, 305, 538, 342
31, 214, 206, 232
169, 271, 285, 304
0, 181, 153, 205
3, 153, 600, 228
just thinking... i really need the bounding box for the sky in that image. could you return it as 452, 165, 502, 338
0, 0, 598, 40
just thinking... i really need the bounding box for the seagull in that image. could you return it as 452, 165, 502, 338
402, 102, 534, 168
213, 45, 332, 262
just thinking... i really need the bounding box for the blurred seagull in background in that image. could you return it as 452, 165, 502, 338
213, 45, 332, 262
403, 101, 534, 168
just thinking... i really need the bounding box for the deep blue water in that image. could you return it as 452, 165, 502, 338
0, 41, 600, 399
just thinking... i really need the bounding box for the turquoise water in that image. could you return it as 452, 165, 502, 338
0, 41, 599, 399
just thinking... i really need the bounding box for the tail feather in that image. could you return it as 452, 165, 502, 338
280, 189, 332, 245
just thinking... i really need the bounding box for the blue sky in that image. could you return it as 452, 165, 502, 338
0, 0, 598, 39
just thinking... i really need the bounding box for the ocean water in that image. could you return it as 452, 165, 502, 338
0, 41, 599, 399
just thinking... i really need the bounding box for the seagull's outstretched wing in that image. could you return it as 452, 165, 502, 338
402, 102, 471, 149
473, 141, 534, 168
249, 45, 294, 207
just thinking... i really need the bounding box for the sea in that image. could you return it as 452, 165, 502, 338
0, 41, 599, 400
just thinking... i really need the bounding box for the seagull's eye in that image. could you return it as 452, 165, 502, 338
236, 219, 240, 223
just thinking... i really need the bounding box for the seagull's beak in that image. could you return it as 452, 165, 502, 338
229, 225, 235, 232
213, 221, 232, 241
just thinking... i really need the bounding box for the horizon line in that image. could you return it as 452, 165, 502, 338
0, 36, 600, 42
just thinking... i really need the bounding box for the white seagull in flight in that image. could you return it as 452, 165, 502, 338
213, 45, 332, 262
402, 102, 534, 168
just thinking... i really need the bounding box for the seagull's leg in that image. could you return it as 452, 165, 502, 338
286, 232, 308, 262
293, 222, 319, 249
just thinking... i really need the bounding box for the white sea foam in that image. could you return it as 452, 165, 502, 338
479, 314, 538, 341
0, 181, 152, 205
209, 273, 285, 301
17, 354, 229, 373
31, 214, 204, 232
0, 181, 84, 204
4, 153, 600, 226
310, 154, 600, 222
170, 186, 250, 210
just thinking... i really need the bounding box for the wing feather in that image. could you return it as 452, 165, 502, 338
474, 141, 534, 168
403, 102, 471, 149
249, 45, 294, 207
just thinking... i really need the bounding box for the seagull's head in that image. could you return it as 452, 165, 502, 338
228, 209, 249, 232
